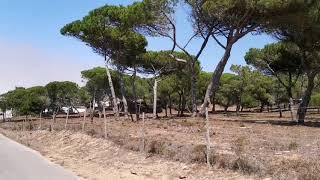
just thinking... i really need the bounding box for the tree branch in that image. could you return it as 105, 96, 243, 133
211, 34, 226, 50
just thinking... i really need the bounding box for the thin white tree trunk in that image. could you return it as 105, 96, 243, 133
205, 107, 211, 168
64, 108, 70, 129
91, 96, 96, 122
153, 78, 159, 119
105, 59, 119, 117
82, 109, 87, 132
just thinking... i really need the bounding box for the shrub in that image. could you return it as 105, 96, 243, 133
288, 141, 299, 151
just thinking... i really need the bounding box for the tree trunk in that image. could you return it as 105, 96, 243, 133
169, 94, 172, 116
2, 111, 5, 122
278, 104, 283, 118
53, 108, 58, 123
105, 57, 119, 117
297, 72, 317, 124
287, 72, 293, 99
201, 44, 233, 114
91, 96, 96, 123
211, 96, 216, 112
190, 61, 197, 117
165, 103, 168, 117
236, 102, 241, 116
224, 106, 228, 114
132, 66, 139, 120
119, 69, 129, 118
260, 104, 264, 113
178, 93, 182, 117
181, 92, 186, 116
153, 78, 158, 119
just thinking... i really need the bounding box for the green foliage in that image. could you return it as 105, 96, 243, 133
198, 71, 212, 101
3, 87, 49, 116
77, 87, 91, 107
61, 3, 148, 68
248, 72, 275, 107
81, 67, 110, 104
45, 81, 79, 109
0, 95, 7, 112
310, 93, 320, 106
188, 0, 313, 36
215, 73, 239, 110
245, 42, 302, 76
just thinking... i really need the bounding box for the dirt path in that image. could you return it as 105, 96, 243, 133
0, 129, 250, 180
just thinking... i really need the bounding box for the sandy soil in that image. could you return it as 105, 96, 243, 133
0, 129, 249, 180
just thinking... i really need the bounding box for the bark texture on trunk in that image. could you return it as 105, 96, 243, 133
119, 70, 129, 118
297, 72, 317, 124
211, 96, 216, 112
105, 60, 119, 117
201, 44, 233, 114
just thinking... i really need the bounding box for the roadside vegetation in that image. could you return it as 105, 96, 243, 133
1, 0, 320, 179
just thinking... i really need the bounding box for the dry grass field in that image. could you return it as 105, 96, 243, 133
1, 110, 320, 179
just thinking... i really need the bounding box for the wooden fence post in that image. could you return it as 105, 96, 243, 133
39, 112, 42, 130
82, 109, 87, 132
64, 108, 70, 130
51, 111, 56, 131
103, 106, 107, 138
289, 98, 294, 121
205, 107, 211, 168
140, 112, 145, 153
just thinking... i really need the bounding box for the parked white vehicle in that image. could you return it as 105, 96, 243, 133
61, 106, 87, 114
0, 109, 13, 120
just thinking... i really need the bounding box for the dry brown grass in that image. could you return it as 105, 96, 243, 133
269, 158, 320, 180
1, 110, 320, 179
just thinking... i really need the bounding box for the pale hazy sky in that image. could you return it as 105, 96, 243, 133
0, 0, 276, 94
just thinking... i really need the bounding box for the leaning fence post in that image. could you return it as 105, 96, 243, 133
205, 107, 211, 168
82, 109, 87, 132
140, 112, 145, 153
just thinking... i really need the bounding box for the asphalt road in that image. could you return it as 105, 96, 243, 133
0, 133, 79, 180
